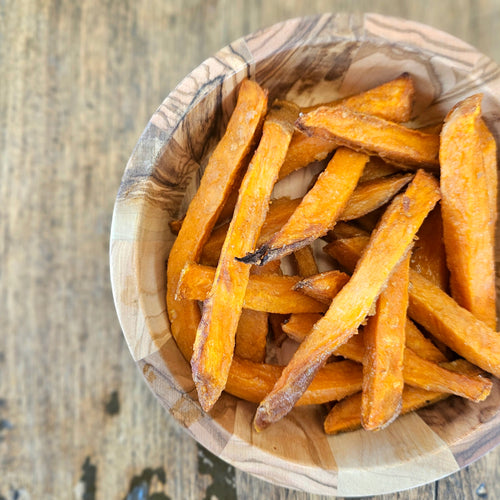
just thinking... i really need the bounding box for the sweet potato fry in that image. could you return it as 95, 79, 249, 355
293, 245, 319, 277
478, 117, 498, 237
296, 105, 440, 170
166, 79, 268, 361
403, 348, 492, 402
410, 205, 448, 290
282, 313, 322, 343
226, 357, 362, 405
440, 94, 496, 329
292, 270, 350, 305
407, 271, 500, 378
285, 308, 445, 364
324, 235, 500, 379
235, 309, 268, 363
278, 73, 415, 179
340, 173, 413, 221
241, 147, 369, 265
178, 263, 327, 314
302, 72, 415, 120
200, 196, 301, 266
253, 170, 440, 430
191, 100, 300, 411
324, 387, 448, 435
361, 254, 410, 431
359, 156, 402, 182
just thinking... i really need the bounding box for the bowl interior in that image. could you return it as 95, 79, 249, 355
110, 13, 500, 497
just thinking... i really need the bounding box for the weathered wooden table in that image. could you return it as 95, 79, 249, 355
2, 1, 500, 499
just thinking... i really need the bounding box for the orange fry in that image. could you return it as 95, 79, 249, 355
191, 100, 299, 411
293, 245, 319, 277
253, 170, 440, 430
279, 73, 415, 178
296, 105, 440, 170
324, 387, 447, 435
235, 309, 268, 363
323, 234, 500, 379
226, 358, 362, 405
241, 147, 369, 265
410, 205, 449, 290
178, 263, 327, 314
361, 254, 410, 431
440, 94, 496, 328
166, 79, 268, 361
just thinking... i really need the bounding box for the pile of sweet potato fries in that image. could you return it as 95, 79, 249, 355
166, 75, 499, 434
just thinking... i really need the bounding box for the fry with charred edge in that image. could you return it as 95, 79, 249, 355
191, 100, 299, 412
362, 254, 410, 431
166, 79, 268, 361
293, 245, 319, 277
226, 358, 362, 405
440, 94, 496, 329
178, 263, 328, 314
324, 388, 447, 435
410, 205, 449, 290
200, 197, 301, 266
240, 148, 369, 265
296, 105, 440, 170
253, 170, 440, 431
202, 173, 413, 266
279, 73, 415, 179
323, 234, 500, 378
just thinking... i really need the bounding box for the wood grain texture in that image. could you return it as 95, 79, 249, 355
3, 1, 500, 499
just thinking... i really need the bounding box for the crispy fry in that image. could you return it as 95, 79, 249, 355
235, 309, 268, 363
200, 197, 301, 266
204, 173, 413, 266
253, 170, 440, 430
340, 173, 413, 221
241, 148, 369, 265
323, 235, 500, 379
166, 79, 268, 361
404, 319, 447, 363
293, 245, 319, 277
303, 72, 415, 120
359, 156, 401, 182
278, 74, 416, 179
362, 254, 410, 431
282, 313, 322, 342
296, 105, 440, 170
292, 270, 350, 305
226, 358, 362, 405
285, 309, 445, 364
410, 205, 449, 290
324, 387, 448, 435
403, 348, 492, 402
408, 271, 500, 378
440, 94, 496, 329
191, 100, 300, 411
478, 118, 498, 238
178, 263, 327, 314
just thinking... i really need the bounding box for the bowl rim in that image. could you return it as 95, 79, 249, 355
110, 12, 500, 496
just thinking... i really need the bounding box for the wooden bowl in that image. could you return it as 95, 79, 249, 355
110, 13, 500, 497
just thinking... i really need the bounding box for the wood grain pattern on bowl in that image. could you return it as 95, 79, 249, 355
110, 12, 500, 497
